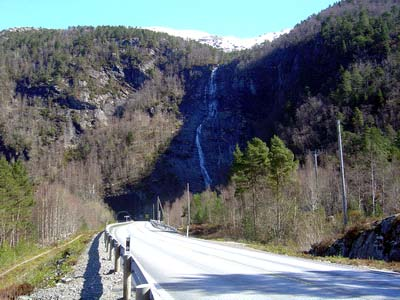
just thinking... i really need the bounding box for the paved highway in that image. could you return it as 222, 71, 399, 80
113, 221, 400, 300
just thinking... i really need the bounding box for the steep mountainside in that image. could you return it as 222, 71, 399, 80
0, 26, 223, 225
1, 0, 400, 220
104, 64, 246, 213
134, 0, 400, 215
223, 0, 400, 155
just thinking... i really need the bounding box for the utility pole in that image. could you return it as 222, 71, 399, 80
313, 150, 319, 188
371, 163, 376, 216
157, 196, 165, 222
312, 150, 319, 211
186, 183, 190, 238
337, 120, 348, 226
157, 196, 161, 222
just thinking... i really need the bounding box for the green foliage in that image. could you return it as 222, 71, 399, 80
0, 240, 40, 270
63, 142, 91, 162
363, 126, 391, 161
211, 195, 224, 224
340, 70, 353, 99
0, 158, 35, 247
242, 212, 256, 241
239, 2, 400, 157
321, 7, 392, 60
352, 107, 364, 132
0, 26, 220, 114
344, 125, 396, 160
343, 130, 364, 155
231, 136, 297, 195
268, 135, 298, 192
190, 191, 225, 225
230, 136, 297, 241
192, 194, 206, 224
125, 131, 134, 146
0, 234, 91, 292
231, 138, 270, 194
333, 62, 387, 108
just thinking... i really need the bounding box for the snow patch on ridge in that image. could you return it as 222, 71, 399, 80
145, 26, 291, 52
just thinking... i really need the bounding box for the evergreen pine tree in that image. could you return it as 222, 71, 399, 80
267, 136, 298, 239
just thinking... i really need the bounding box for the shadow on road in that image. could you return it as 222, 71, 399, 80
159, 271, 400, 299
81, 234, 103, 299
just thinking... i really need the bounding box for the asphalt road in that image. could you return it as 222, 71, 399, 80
113, 221, 400, 300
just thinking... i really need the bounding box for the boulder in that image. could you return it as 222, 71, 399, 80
310, 214, 400, 262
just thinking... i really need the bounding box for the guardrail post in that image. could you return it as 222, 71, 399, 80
114, 244, 121, 273
106, 235, 112, 252
123, 255, 132, 300
104, 232, 108, 247
126, 237, 131, 252
108, 239, 114, 261
136, 284, 150, 300
135, 284, 150, 300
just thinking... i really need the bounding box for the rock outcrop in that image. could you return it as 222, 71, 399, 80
310, 214, 400, 262
149, 66, 243, 191
105, 65, 247, 214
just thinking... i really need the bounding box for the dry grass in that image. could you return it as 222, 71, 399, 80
0, 283, 34, 300
243, 240, 400, 273
0, 232, 93, 299
305, 254, 400, 273
203, 236, 400, 274
189, 224, 223, 238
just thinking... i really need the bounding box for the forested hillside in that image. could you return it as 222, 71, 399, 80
225, 0, 400, 150
166, 0, 400, 249
1, 0, 400, 259
0, 26, 221, 249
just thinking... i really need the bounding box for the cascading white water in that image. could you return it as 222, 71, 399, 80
196, 67, 218, 188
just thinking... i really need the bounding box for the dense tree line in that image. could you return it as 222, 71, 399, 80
0, 158, 34, 247
223, 0, 400, 154
0, 26, 222, 250
2, 0, 400, 252
167, 133, 400, 248
166, 0, 400, 247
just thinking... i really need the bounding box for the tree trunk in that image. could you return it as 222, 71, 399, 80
252, 186, 257, 239
371, 161, 376, 216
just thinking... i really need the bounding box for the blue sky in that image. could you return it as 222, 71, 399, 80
0, 0, 338, 38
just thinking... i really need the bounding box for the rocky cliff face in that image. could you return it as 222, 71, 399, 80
0, 27, 227, 219
310, 215, 400, 262
114, 65, 246, 207
105, 63, 252, 216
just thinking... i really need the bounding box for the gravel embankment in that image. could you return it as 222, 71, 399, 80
23, 232, 128, 300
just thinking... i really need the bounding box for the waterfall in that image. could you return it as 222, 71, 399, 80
196, 67, 218, 188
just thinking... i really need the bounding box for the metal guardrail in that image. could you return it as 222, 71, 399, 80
150, 219, 178, 233
104, 222, 162, 300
